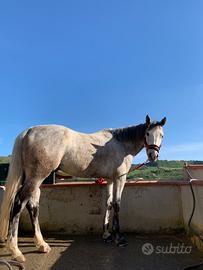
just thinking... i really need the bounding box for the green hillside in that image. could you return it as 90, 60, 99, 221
128, 160, 203, 180
0, 156, 10, 163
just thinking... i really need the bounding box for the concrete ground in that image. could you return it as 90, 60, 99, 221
1, 234, 203, 270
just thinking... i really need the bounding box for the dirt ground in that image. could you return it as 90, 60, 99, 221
0, 234, 203, 270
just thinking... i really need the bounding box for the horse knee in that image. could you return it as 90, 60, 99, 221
26, 201, 39, 219
113, 202, 120, 213
106, 200, 113, 210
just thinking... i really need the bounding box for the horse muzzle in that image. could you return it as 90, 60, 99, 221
144, 138, 161, 162
147, 150, 159, 162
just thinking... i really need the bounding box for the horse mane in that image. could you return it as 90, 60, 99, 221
109, 121, 161, 143
109, 124, 147, 143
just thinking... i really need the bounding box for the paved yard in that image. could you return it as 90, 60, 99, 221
0, 234, 203, 270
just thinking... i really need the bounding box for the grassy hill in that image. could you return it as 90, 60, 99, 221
0, 156, 10, 163
128, 160, 203, 180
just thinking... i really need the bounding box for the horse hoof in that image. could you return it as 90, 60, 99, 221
116, 236, 128, 247
38, 243, 51, 253
13, 253, 26, 262
104, 235, 113, 243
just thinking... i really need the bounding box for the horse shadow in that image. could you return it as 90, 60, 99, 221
50, 235, 203, 270
81, 138, 131, 179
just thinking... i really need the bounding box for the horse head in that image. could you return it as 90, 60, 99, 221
144, 115, 166, 162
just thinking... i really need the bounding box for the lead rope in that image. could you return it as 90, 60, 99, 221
95, 159, 149, 184
183, 164, 203, 270
118, 159, 149, 179
0, 259, 25, 270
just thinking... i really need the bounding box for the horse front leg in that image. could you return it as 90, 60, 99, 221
112, 176, 128, 247
26, 188, 51, 253
103, 180, 114, 243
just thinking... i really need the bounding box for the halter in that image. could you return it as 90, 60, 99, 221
144, 137, 161, 153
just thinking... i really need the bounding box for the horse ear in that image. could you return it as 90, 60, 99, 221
160, 117, 166, 126
146, 115, 151, 127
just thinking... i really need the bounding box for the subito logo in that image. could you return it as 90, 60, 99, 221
142, 243, 154, 255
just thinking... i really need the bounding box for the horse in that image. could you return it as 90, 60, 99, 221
0, 115, 166, 262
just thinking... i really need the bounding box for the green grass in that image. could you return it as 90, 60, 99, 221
127, 166, 184, 180
128, 160, 203, 180
0, 156, 10, 163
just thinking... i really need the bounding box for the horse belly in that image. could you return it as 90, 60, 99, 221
59, 148, 95, 177
59, 151, 114, 178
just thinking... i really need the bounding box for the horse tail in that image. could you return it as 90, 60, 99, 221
0, 132, 25, 241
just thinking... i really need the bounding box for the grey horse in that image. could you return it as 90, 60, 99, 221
0, 115, 166, 262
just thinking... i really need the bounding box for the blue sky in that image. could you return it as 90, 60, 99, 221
0, 0, 202, 162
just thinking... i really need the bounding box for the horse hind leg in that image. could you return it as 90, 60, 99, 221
7, 182, 33, 262
26, 188, 51, 253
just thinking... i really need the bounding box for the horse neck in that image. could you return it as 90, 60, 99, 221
123, 135, 145, 156
112, 124, 147, 156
